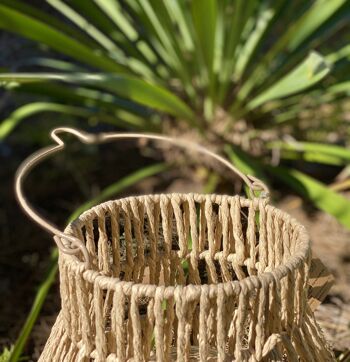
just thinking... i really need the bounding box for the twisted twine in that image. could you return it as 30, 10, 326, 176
39, 193, 334, 361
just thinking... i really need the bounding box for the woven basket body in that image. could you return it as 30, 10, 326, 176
38, 193, 334, 362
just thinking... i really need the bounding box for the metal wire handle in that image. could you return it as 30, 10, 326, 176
15, 127, 269, 267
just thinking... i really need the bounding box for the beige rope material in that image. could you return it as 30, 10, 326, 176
36, 193, 334, 361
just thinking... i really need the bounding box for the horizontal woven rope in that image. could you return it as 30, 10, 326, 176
39, 193, 334, 361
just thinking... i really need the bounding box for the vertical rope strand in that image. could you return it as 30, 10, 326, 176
108, 203, 121, 277
216, 284, 226, 361
130, 287, 143, 361
94, 279, 107, 361
113, 284, 126, 362
199, 285, 209, 361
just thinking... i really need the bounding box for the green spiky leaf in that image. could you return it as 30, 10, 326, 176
268, 166, 350, 230
247, 52, 331, 109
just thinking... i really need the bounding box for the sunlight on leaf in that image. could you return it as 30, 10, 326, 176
268, 166, 350, 230
288, 0, 348, 52
0, 73, 196, 124
233, 4, 275, 80
0, 346, 13, 362
327, 44, 350, 64
0, 4, 126, 73
268, 141, 350, 165
0, 102, 92, 140
191, 0, 217, 79
247, 52, 331, 110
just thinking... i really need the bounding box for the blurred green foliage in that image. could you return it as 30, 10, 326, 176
0, 0, 349, 224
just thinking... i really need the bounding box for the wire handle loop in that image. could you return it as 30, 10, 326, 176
15, 127, 270, 267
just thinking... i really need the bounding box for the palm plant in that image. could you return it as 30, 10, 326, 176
1, 0, 350, 220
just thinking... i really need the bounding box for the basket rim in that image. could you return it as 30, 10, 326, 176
61, 193, 310, 299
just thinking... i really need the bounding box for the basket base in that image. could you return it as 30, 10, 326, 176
39, 312, 222, 362
39, 311, 335, 362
